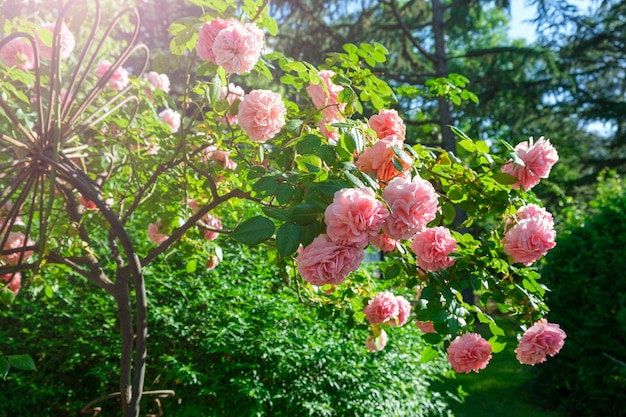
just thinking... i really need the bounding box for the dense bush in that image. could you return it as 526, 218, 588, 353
0, 242, 458, 417
534, 175, 626, 417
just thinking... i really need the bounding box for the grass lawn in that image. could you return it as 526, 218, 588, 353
436, 324, 564, 417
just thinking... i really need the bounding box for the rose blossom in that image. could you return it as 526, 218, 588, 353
515, 319, 566, 365
147, 221, 169, 245
196, 18, 235, 63
501, 137, 559, 191
416, 320, 436, 334
146, 71, 170, 93
200, 213, 222, 241
1, 272, 21, 296
318, 115, 341, 145
370, 232, 397, 252
306, 70, 345, 119
363, 291, 400, 324
35, 22, 75, 61
1, 232, 34, 265
212, 22, 264, 74
95, 60, 129, 91
389, 295, 411, 327
296, 234, 364, 286
503, 204, 556, 266
206, 254, 220, 270
238, 89, 286, 142
365, 329, 388, 352
324, 187, 389, 248
159, 109, 181, 133
0, 38, 35, 70
369, 109, 406, 141
204, 146, 237, 170
356, 135, 412, 185
411, 227, 457, 272
219, 83, 245, 125
447, 333, 493, 373
382, 176, 439, 240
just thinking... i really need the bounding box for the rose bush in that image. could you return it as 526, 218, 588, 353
0, 0, 566, 414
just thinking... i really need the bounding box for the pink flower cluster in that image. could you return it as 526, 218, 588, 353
95, 60, 129, 91
204, 146, 237, 170
356, 135, 412, 185
1, 272, 21, 296
382, 176, 439, 240
36, 22, 75, 61
365, 329, 388, 352
147, 71, 170, 93
0, 38, 35, 70
325, 187, 389, 248
411, 226, 457, 272
196, 18, 264, 74
187, 199, 223, 241
307, 70, 345, 120
1, 232, 34, 265
219, 83, 245, 125
147, 221, 169, 245
363, 291, 411, 327
503, 204, 556, 265
238, 89, 286, 142
447, 333, 493, 373
159, 109, 181, 133
515, 319, 566, 365
369, 109, 406, 141
501, 137, 559, 191
296, 234, 364, 286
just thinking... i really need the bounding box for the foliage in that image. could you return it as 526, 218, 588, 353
0, 0, 563, 415
0, 242, 459, 417
534, 172, 626, 417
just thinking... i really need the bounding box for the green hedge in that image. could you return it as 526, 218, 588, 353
0, 243, 457, 416
534, 177, 626, 417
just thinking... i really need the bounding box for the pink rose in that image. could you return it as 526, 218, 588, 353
1, 272, 21, 296
219, 83, 245, 125
306, 70, 345, 120
95, 60, 129, 91
416, 320, 436, 334
146, 71, 170, 93
515, 319, 567, 365
147, 221, 169, 245
196, 18, 236, 63
447, 333, 493, 373
238, 89, 286, 142
365, 329, 388, 352
296, 234, 364, 286
0, 38, 35, 70
159, 109, 181, 133
200, 213, 222, 241
503, 204, 556, 265
356, 135, 412, 185
501, 137, 559, 191
1, 232, 34, 265
411, 227, 457, 272
382, 176, 439, 240
318, 115, 341, 145
212, 22, 264, 74
389, 295, 411, 327
370, 232, 397, 252
363, 291, 400, 324
369, 109, 406, 141
35, 22, 75, 61
204, 146, 237, 170
206, 255, 220, 270
324, 187, 389, 248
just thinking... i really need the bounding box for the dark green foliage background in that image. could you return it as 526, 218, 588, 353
0, 242, 457, 416
534, 177, 626, 417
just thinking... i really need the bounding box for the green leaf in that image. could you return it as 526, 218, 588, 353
291, 203, 321, 225
488, 321, 505, 337
442, 202, 456, 223
384, 263, 401, 280
230, 216, 275, 246
275, 183, 294, 205
457, 138, 476, 153
422, 333, 442, 345
488, 337, 507, 354
0, 357, 9, 379
493, 172, 519, 185
7, 354, 36, 371
44, 284, 53, 299
276, 223, 301, 257
186, 259, 197, 273
420, 346, 439, 363
0, 289, 15, 305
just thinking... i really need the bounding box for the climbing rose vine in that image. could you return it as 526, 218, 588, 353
0, 0, 565, 414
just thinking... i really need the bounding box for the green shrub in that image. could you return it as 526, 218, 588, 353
0, 243, 457, 416
534, 175, 626, 417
